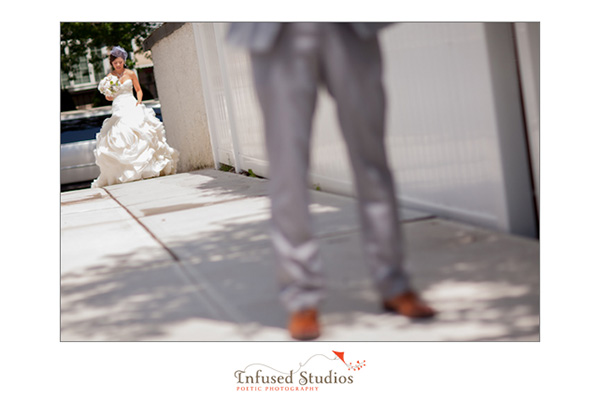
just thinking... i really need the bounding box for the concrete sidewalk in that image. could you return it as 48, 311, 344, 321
60, 169, 539, 341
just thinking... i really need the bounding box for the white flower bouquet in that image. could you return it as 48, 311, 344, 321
98, 75, 121, 97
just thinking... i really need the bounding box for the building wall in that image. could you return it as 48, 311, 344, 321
146, 22, 539, 238
149, 23, 215, 173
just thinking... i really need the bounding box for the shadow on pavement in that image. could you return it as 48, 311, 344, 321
61, 170, 539, 341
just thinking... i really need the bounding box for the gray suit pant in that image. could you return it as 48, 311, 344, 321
250, 23, 410, 312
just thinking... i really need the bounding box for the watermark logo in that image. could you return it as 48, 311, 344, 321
332, 351, 367, 371
234, 351, 366, 392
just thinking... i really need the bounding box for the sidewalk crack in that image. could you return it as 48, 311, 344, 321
102, 188, 180, 262
102, 188, 250, 330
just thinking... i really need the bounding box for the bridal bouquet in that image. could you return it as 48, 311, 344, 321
98, 75, 121, 97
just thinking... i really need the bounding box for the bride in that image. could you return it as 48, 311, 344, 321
91, 46, 179, 188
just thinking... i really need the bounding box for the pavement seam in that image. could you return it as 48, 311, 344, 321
102, 187, 258, 338
175, 259, 260, 339
102, 187, 181, 262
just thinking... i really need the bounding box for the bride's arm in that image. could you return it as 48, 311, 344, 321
131, 70, 143, 105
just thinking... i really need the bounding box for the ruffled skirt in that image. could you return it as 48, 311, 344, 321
91, 94, 178, 188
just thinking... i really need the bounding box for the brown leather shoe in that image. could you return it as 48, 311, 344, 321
383, 291, 436, 318
288, 309, 320, 340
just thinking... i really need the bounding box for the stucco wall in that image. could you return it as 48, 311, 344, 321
149, 23, 214, 172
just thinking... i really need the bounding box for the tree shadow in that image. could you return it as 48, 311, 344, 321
61, 170, 539, 341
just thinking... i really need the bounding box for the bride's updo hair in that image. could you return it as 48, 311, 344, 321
109, 46, 128, 68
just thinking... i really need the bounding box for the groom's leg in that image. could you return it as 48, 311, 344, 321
320, 23, 411, 299
250, 23, 324, 313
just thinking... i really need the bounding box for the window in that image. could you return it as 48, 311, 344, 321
91, 48, 107, 80
61, 71, 71, 89
61, 48, 109, 88
72, 56, 92, 85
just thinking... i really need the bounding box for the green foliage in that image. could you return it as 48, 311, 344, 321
60, 22, 157, 77
217, 164, 263, 179
219, 163, 235, 172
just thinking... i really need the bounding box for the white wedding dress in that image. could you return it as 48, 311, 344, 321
91, 79, 179, 188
